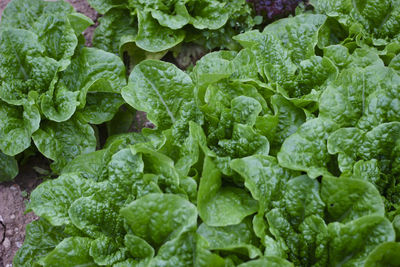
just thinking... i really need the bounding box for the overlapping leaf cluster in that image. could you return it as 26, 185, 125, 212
88, 0, 258, 60
0, 0, 126, 180
14, 0, 400, 266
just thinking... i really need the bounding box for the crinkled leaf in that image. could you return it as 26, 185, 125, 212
198, 157, 258, 226
328, 215, 395, 266
41, 237, 96, 267
218, 123, 269, 158
28, 173, 94, 226
136, 10, 185, 52
364, 242, 400, 267
1, 0, 73, 30
56, 47, 126, 109
197, 219, 262, 259
263, 13, 327, 64
124, 234, 154, 259
321, 177, 385, 223
13, 219, 68, 267
79, 92, 125, 124
92, 7, 138, 54
0, 28, 58, 105
150, 231, 197, 267
237, 257, 293, 267
89, 235, 128, 265
151, 2, 191, 30
191, 51, 236, 88
120, 193, 197, 247
69, 196, 123, 239
278, 118, 338, 178
32, 14, 78, 70
0, 99, 40, 156
231, 155, 295, 214
188, 0, 229, 30
87, 0, 127, 14
32, 117, 96, 173
122, 60, 193, 129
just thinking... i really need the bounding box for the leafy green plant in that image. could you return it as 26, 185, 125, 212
8, 0, 400, 267
14, 0, 400, 263
88, 0, 259, 65
0, 0, 126, 179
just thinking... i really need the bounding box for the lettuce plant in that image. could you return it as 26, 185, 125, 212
87, 0, 258, 63
0, 0, 126, 179
15, 0, 400, 263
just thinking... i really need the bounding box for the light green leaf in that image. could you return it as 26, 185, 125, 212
191, 51, 236, 88
87, 0, 127, 14
151, 2, 190, 30
40, 83, 79, 123
274, 175, 325, 229
198, 157, 258, 226
41, 237, 96, 266
57, 47, 126, 109
365, 242, 400, 267
122, 60, 194, 129
0, 99, 40, 156
92, 7, 138, 54
89, 235, 127, 265
197, 219, 262, 259
32, 116, 96, 173
321, 177, 385, 223
13, 219, 68, 267
237, 257, 293, 267
1, 0, 74, 30
188, 0, 229, 30
136, 11, 185, 52
269, 95, 306, 151
28, 173, 94, 226
124, 234, 154, 259
79, 92, 125, 124
120, 193, 197, 247
231, 155, 295, 211
61, 150, 108, 181
328, 215, 395, 266
69, 196, 123, 239
218, 123, 269, 158
150, 231, 197, 267
263, 13, 327, 64
32, 14, 78, 70
277, 118, 338, 178
0, 28, 58, 105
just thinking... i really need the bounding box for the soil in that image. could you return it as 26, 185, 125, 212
0, 0, 99, 266
0, 156, 48, 267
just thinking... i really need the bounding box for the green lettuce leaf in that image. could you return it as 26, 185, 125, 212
0, 99, 40, 156
40, 237, 96, 266
136, 10, 185, 52
120, 193, 197, 247
197, 219, 262, 259
13, 219, 68, 267
277, 118, 338, 178
328, 215, 395, 266
321, 177, 385, 223
197, 157, 257, 226
365, 242, 400, 267
0, 151, 18, 181
122, 60, 194, 129
32, 116, 97, 172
